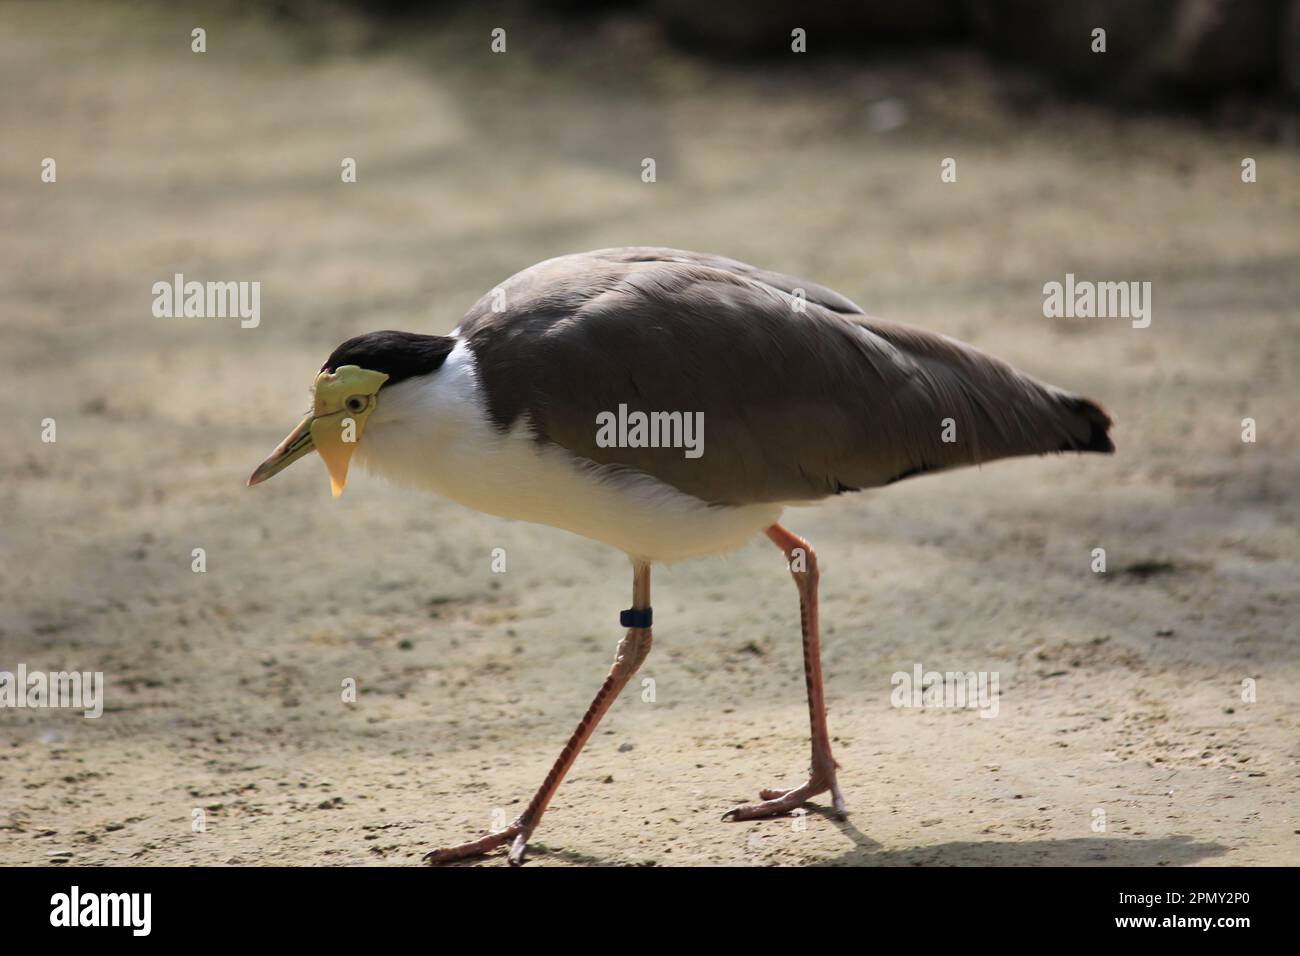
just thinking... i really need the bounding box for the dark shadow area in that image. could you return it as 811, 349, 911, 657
439, 823, 1229, 867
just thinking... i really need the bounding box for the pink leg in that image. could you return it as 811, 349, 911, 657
425, 562, 653, 865
723, 524, 847, 821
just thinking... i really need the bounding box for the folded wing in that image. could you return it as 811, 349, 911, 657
460, 248, 1113, 506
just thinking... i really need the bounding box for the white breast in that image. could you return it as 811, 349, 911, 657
354, 341, 782, 563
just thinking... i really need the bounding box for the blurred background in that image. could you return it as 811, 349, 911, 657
0, 0, 1296, 866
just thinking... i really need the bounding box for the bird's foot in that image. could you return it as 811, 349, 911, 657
423, 820, 533, 866
722, 771, 847, 822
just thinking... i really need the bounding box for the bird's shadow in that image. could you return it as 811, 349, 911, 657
431, 807, 1228, 867
799, 812, 1228, 867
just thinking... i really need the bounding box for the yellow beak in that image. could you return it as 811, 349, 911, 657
247, 410, 315, 488
247, 365, 389, 497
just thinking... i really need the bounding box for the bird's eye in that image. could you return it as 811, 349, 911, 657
344, 395, 367, 414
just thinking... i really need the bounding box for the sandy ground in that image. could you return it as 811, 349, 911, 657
1, 2, 1297, 866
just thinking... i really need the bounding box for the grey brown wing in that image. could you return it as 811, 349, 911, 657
463, 255, 1112, 506
457, 246, 865, 334
580, 246, 867, 315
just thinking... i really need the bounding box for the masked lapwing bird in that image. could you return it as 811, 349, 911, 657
248, 246, 1114, 865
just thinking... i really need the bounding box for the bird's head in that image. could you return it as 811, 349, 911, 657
247, 331, 455, 497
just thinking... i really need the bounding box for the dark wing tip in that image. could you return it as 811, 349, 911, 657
1060, 396, 1115, 454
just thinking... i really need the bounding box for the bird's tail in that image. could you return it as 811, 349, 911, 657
1055, 395, 1115, 454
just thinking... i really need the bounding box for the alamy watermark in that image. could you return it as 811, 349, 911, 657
891, 663, 999, 718
50, 886, 150, 936
1043, 273, 1151, 329
151, 273, 260, 328
0, 664, 103, 718
595, 404, 704, 459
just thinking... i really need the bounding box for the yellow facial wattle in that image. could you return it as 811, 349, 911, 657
309, 365, 389, 496
247, 364, 388, 496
